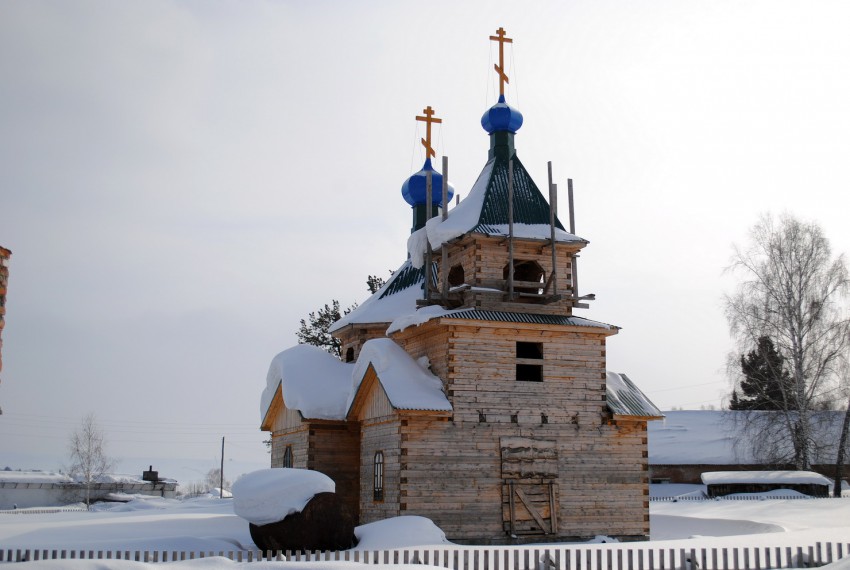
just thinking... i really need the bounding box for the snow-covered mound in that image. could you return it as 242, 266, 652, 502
353, 516, 451, 550
231, 468, 335, 526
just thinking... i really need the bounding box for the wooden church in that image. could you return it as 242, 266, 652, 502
260, 29, 662, 544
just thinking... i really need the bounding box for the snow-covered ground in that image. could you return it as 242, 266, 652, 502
1, 487, 849, 568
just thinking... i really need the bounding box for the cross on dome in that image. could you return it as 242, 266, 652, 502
415, 106, 442, 159
489, 27, 513, 96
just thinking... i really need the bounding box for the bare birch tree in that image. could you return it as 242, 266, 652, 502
725, 213, 849, 469
68, 412, 114, 509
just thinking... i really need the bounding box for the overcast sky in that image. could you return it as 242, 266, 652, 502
2, 0, 850, 478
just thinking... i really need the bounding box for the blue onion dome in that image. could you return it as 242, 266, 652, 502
480, 94, 524, 134
401, 158, 455, 207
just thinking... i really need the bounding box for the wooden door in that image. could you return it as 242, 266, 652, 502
500, 437, 559, 536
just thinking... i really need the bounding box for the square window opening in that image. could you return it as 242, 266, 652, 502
516, 363, 543, 382
517, 342, 543, 359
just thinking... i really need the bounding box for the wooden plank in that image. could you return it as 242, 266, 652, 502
514, 487, 549, 534
508, 481, 516, 535
549, 481, 558, 534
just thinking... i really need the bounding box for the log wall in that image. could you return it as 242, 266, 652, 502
394, 320, 610, 427
270, 422, 361, 524
358, 415, 402, 524
308, 423, 361, 523
434, 236, 584, 315
387, 317, 649, 542
336, 324, 388, 363
398, 416, 650, 542
270, 426, 309, 469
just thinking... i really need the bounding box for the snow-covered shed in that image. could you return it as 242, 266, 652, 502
260, 28, 662, 543
701, 470, 832, 498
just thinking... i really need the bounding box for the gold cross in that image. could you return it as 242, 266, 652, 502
489, 27, 513, 96
415, 106, 442, 159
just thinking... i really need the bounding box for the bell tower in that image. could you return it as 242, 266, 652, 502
416, 29, 590, 317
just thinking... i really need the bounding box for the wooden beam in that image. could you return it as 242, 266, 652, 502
508, 481, 516, 536
507, 159, 515, 300
514, 487, 549, 534
425, 170, 433, 302
549, 481, 558, 534
548, 162, 558, 298
441, 155, 449, 304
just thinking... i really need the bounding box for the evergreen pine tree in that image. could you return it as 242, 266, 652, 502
296, 301, 352, 357
729, 336, 795, 410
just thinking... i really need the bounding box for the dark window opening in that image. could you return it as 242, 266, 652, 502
345, 347, 355, 363
541, 413, 548, 424
517, 363, 543, 382
510, 413, 518, 424
517, 342, 543, 359
503, 260, 545, 294
282, 446, 293, 468
516, 341, 543, 382
373, 451, 384, 501
448, 264, 465, 287
478, 411, 487, 423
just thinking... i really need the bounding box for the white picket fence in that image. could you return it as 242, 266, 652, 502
648, 495, 837, 502
1, 541, 848, 568
0, 507, 87, 515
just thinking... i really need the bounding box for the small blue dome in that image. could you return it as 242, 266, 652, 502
480, 94, 523, 134
401, 158, 455, 207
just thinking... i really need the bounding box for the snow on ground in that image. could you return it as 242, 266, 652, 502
352, 516, 450, 551
2, 490, 850, 568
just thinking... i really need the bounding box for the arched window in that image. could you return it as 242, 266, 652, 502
282, 445, 293, 468
373, 451, 384, 501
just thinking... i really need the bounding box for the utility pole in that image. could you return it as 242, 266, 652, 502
220, 436, 225, 499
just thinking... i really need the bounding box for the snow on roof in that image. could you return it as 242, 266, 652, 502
701, 470, 832, 487
260, 344, 353, 422
386, 305, 461, 335
328, 260, 424, 333
407, 156, 585, 268
648, 410, 745, 465
232, 468, 335, 526
605, 372, 663, 418
0, 471, 73, 484
649, 410, 849, 466
348, 338, 452, 414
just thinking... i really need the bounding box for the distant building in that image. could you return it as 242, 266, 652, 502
0, 245, 10, 415
648, 410, 848, 484
0, 468, 178, 510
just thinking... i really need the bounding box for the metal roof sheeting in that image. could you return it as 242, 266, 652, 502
379, 262, 425, 299
474, 154, 566, 231
444, 309, 616, 330
606, 372, 663, 418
